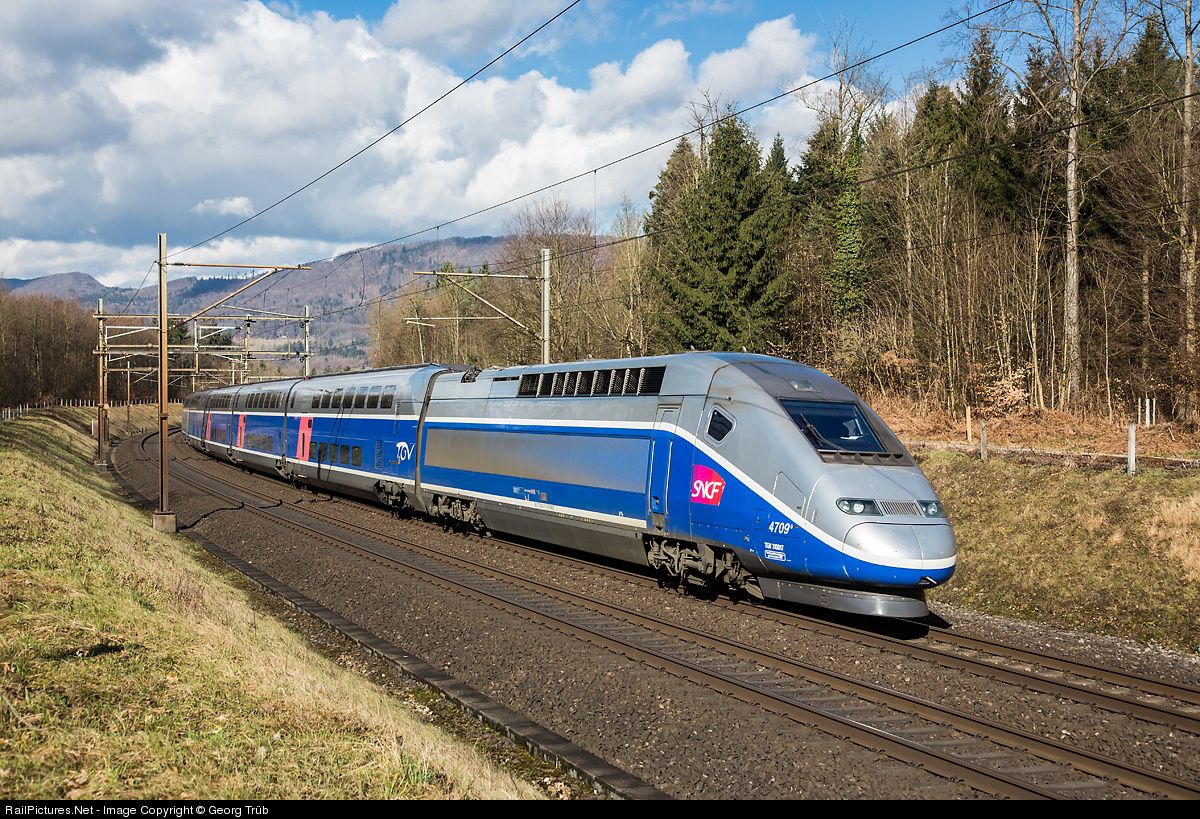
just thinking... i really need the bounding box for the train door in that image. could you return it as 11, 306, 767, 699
689, 398, 746, 551
292, 403, 313, 476
202, 395, 212, 450
648, 405, 679, 532
228, 388, 244, 459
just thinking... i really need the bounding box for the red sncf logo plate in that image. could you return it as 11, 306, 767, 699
690, 464, 726, 505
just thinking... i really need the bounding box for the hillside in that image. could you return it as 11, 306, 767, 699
3, 237, 506, 371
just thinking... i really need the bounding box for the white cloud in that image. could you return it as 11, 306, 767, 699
698, 16, 819, 105
193, 197, 256, 217
0, 158, 67, 219
0, 1, 825, 284
582, 39, 693, 129
0, 235, 355, 287
375, 0, 571, 58
0, 1, 235, 72
0, 238, 152, 285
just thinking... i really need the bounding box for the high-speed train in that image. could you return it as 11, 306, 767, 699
182, 353, 956, 617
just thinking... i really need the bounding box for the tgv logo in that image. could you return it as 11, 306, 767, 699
690, 464, 726, 505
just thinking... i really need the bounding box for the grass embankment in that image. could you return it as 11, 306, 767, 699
923, 451, 1200, 652
0, 409, 539, 799
61, 403, 179, 445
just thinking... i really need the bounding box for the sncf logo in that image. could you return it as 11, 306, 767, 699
690, 465, 726, 505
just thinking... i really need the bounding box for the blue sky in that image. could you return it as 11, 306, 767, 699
0, 0, 980, 285
302, 0, 964, 85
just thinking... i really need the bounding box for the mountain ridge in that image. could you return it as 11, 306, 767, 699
1, 236, 509, 370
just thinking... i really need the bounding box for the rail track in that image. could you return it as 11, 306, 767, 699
133, 431, 1200, 799
171, 434, 1200, 735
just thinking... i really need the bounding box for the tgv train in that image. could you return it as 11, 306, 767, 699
182, 353, 956, 617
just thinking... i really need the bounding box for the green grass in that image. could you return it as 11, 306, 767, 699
0, 411, 539, 799
923, 451, 1200, 652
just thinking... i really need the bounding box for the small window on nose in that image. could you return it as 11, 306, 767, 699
707, 408, 733, 442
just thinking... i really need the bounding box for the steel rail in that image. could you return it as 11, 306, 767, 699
117, 432, 667, 800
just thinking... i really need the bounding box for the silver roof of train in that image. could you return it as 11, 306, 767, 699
485, 351, 850, 400
187, 353, 852, 402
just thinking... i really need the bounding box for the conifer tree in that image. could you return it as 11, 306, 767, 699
646, 138, 714, 348
957, 29, 1022, 218
646, 119, 792, 350
830, 118, 866, 318
738, 134, 792, 347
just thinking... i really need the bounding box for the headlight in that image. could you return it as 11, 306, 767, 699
837, 498, 881, 516
919, 500, 945, 518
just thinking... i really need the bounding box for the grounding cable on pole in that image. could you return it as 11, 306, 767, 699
541, 248, 551, 366
94, 297, 110, 470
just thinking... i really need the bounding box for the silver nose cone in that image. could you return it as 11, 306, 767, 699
842, 522, 957, 584
844, 522, 957, 561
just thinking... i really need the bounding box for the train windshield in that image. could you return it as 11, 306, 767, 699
780, 399, 886, 454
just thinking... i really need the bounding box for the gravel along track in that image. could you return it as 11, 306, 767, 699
114, 433, 1200, 799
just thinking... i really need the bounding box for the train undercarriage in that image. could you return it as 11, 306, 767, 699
644, 536, 763, 600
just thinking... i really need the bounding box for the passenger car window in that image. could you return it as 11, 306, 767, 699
354, 389, 367, 409
707, 408, 734, 442
380, 386, 395, 409
367, 385, 382, 409
339, 445, 349, 464
351, 446, 362, 466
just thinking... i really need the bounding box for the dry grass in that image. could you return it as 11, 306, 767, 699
1149, 494, 1200, 583
0, 410, 541, 799
47, 402, 181, 444
870, 393, 1200, 460
923, 450, 1200, 652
